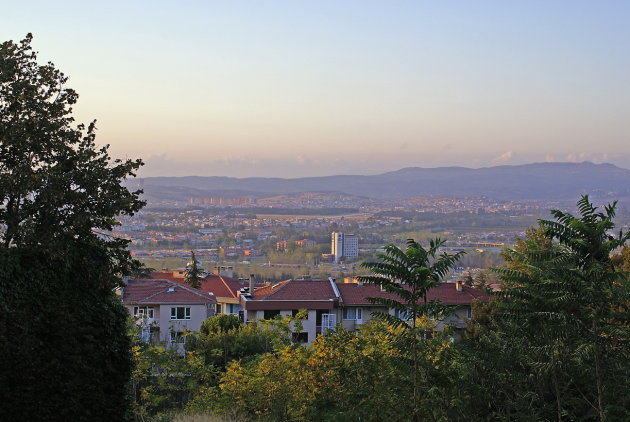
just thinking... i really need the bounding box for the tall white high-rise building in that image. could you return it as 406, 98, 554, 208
331, 232, 358, 263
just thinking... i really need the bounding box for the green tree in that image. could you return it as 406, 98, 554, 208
473, 269, 498, 292
483, 196, 630, 421
200, 313, 241, 334
358, 238, 465, 421
538, 196, 630, 421
0, 34, 144, 421
130, 340, 220, 421
186, 318, 278, 370
500, 223, 554, 271
185, 250, 202, 289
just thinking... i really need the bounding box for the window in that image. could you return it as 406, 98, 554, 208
170, 307, 191, 320
215, 303, 223, 314
466, 307, 472, 318
316, 309, 328, 326
228, 304, 235, 314
263, 310, 280, 320
343, 307, 362, 321
170, 331, 186, 344
133, 306, 154, 319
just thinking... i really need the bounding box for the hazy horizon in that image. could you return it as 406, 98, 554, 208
136, 160, 629, 180
3, 1, 630, 177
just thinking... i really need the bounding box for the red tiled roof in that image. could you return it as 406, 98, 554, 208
147, 271, 187, 283
337, 282, 490, 306
122, 279, 216, 305
251, 279, 337, 301
148, 271, 247, 299
212, 276, 249, 298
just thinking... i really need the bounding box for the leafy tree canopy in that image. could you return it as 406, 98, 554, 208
490, 196, 630, 421
0, 34, 144, 421
359, 238, 465, 329
0, 33, 144, 252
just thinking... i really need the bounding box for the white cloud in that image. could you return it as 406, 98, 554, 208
565, 152, 609, 163
492, 151, 514, 164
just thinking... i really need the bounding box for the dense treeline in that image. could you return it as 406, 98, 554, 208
131, 197, 630, 422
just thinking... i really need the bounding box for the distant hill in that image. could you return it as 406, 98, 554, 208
135, 162, 630, 202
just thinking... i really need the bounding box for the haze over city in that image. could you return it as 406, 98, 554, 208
3, 0, 630, 177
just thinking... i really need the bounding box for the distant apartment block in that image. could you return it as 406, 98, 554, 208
295, 239, 316, 248
331, 232, 358, 263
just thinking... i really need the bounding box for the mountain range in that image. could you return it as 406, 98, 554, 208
134, 162, 630, 202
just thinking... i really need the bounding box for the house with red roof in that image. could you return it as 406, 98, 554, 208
148, 270, 250, 317
239, 278, 341, 344
121, 278, 216, 350
336, 280, 490, 332
239, 278, 490, 344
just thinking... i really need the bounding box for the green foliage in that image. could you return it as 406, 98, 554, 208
0, 34, 144, 248
472, 269, 498, 292
132, 317, 291, 421
536, 195, 630, 421
0, 34, 144, 420
500, 223, 554, 269
359, 239, 464, 420
200, 314, 241, 335
0, 246, 133, 422
186, 320, 278, 370
131, 263, 158, 279
194, 322, 467, 422
130, 343, 219, 421
359, 238, 465, 327
358, 238, 465, 421
185, 251, 202, 289
464, 196, 630, 421
257, 309, 308, 348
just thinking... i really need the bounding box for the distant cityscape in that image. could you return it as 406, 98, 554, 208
112, 192, 630, 282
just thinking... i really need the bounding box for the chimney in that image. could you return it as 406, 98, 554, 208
249, 273, 255, 294
214, 265, 234, 278
455, 280, 463, 292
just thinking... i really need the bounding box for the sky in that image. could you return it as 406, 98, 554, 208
3, 1, 630, 177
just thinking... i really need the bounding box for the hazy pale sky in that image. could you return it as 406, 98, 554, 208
3, 1, 630, 177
